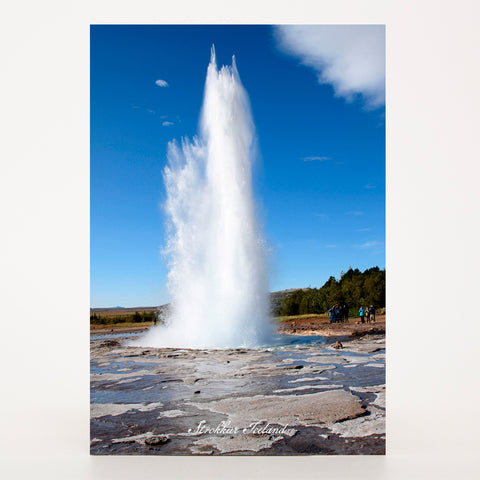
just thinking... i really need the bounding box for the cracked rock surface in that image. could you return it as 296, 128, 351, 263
91, 332, 385, 455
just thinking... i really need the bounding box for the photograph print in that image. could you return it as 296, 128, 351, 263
90, 24, 386, 455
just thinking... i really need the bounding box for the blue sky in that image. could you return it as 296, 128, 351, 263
91, 25, 385, 308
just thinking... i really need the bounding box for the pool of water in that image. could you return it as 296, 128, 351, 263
91, 330, 349, 351
91, 331, 145, 341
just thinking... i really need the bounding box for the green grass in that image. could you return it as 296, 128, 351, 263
90, 311, 157, 325
274, 313, 330, 322
91, 321, 155, 329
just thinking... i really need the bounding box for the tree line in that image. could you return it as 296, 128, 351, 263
90, 311, 156, 325
274, 267, 385, 317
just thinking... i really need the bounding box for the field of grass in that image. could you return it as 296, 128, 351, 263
90, 307, 158, 318
91, 321, 155, 329
91, 307, 385, 326
90, 308, 159, 325
274, 313, 330, 322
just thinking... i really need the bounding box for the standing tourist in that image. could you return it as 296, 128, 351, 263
328, 305, 335, 323
359, 306, 365, 323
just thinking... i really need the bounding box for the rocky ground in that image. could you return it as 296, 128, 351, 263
278, 315, 386, 337
90, 327, 385, 455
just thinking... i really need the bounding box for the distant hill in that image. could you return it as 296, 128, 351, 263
91, 307, 123, 312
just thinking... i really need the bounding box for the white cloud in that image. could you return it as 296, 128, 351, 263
274, 25, 385, 107
360, 241, 384, 248
162, 121, 174, 127
155, 79, 169, 87
303, 156, 330, 162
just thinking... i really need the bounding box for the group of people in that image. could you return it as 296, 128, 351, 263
359, 305, 376, 323
328, 304, 377, 323
328, 304, 349, 323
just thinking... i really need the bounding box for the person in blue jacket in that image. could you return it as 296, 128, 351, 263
359, 306, 365, 323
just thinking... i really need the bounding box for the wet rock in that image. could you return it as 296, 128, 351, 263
157, 409, 186, 418
159, 378, 183, 384
111, 432, 154, 444
190, 434, 284, 454
91, 402, 163, 418
188, 389, 366, 427
91, 331, 385, 455
351, 327, 385, 338
327, 406, 385, 438
99, 339, 120, 348
145, 435, 169, 446
273, 384, 338, 393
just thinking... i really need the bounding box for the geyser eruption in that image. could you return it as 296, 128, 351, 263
135, 47, 273, 349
